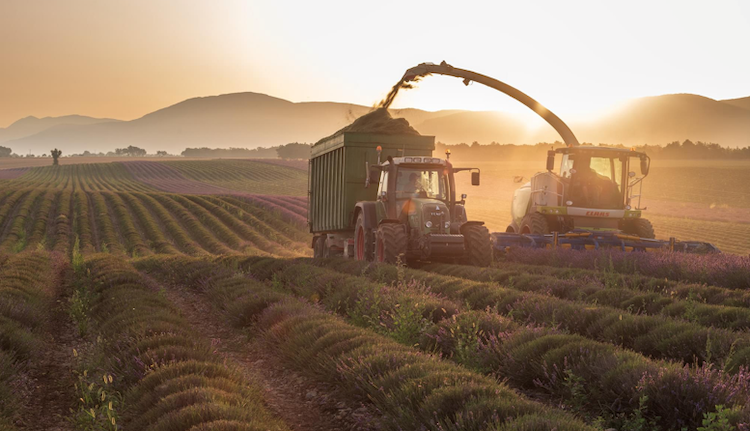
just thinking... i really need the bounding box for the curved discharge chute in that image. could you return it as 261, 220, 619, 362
383, 61, 580, 147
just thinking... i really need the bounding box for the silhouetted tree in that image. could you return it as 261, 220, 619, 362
51, 148, 62, 165
0, 146, 11, 158
277, 143, 311, 160
156, 151, 168, 156
115, 146, 147, 157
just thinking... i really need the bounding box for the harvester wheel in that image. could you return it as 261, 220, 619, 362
520, 213, 549, 235
376, 224, 407, 264
623, 218, 655, 239
354, 212, 374, 261
462, 224, 492, 267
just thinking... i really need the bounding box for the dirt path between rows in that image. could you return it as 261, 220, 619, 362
18, 268, 78, 431
155, 280, 378, 431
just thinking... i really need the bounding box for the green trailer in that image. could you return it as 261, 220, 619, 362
309, 132, 435, 233
309, 131, 492, 266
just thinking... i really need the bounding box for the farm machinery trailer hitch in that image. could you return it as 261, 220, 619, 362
397, 61, 719, 254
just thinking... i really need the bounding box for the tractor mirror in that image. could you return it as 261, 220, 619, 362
546, 150, 555, 171
471, 171, 480, 186
640, 158, 649, 175
366, 164, 380, 188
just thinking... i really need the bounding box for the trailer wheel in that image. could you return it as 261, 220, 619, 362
623, 218, 655, 239
313, 235, 326, 258
354, 212, 374, 261
520, 213, 549, 235
376, 224, 407, 264
462, 224, 492, 267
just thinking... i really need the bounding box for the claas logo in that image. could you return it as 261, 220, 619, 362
586, 211, 610, 217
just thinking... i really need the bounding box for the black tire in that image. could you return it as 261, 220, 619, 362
506, 224, 516, 233
354, 212, 374, 261
376, 224, 407, 264
313, 235, 325, 258
520, 213, 550, 235
622, 218, 655, 239
462, 224, 492, 267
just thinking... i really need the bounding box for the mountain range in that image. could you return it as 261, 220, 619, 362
1, 92, 749, 155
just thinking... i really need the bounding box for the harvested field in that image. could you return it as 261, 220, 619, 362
248, 158, 309, 171
0, 167, 28, 179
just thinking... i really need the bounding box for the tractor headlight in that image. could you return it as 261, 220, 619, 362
566, 201, 573, 206
425, 221, 433, 228
625, 205, 632, 210
444, 221, 450, 229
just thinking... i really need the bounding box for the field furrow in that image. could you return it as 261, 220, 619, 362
74, 254, 290, 430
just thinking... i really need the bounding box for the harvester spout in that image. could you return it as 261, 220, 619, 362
401, 61, 580, 147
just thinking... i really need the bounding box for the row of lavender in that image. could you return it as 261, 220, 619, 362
501, 247, 750, 290
136, 254, 596, 431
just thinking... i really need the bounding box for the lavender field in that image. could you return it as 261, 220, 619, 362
0, 160, 748, 430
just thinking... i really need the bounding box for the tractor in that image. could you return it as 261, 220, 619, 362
359, 153, 492, 266
309, 129, 493, 267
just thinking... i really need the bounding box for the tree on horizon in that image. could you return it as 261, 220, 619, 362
51, 148, 62, 165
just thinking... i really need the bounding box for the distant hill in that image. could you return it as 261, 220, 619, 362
3, 91, 750, 155
721, 96, 750, 111
567, 94, 750, 147
0, 115, 120, 146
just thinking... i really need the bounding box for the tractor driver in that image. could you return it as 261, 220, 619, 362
569, 156, 601, 207
403, 172, 423, 194
569, 156, 620, 208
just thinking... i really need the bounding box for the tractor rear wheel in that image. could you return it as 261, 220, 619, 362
462, 224, 492, 267
520, 213, 550, 235
376, 224, 407, 264
623, 218, 655, 239
354, 212, 374, 261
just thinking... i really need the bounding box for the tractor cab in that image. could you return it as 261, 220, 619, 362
373, 156, 472, 233
509, 146, 655, 238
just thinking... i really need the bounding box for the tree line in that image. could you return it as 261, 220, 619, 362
181, 143, 311, 160
433, 140, 750, 160
4, 140, 742, 163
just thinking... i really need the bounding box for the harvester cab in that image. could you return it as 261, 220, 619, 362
363, 155, 491, 265
507, 146, 655, 238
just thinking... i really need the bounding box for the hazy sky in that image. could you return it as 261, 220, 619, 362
1, 0, 748, 127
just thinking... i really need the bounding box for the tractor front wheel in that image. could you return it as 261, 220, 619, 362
520, 213, 550, 235
622, 218, 655, 239
462, 224, 492, 267
376, 224, 407, 264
